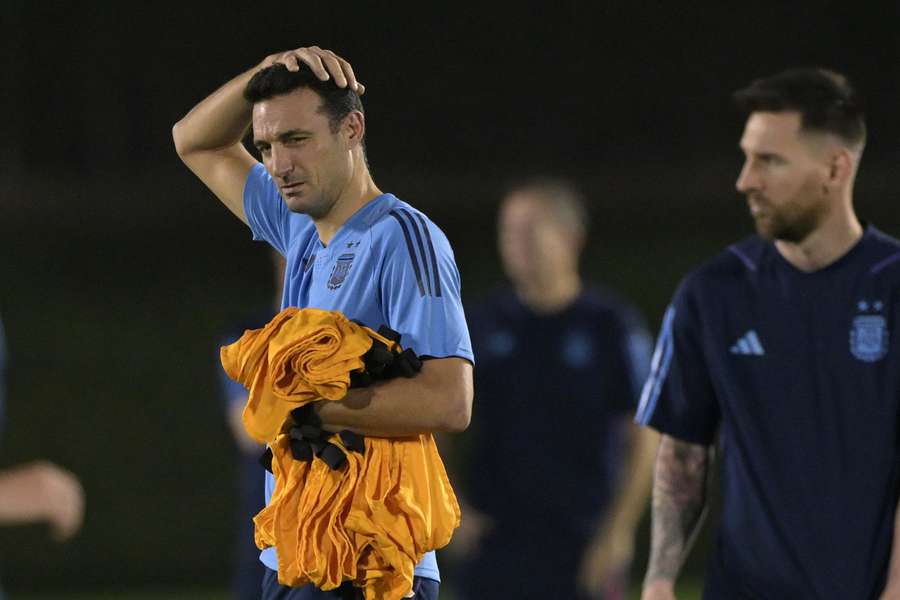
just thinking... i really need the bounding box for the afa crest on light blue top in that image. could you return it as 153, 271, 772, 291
327, 253, 354, 290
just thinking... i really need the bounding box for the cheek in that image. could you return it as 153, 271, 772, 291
765, 167, 805, 203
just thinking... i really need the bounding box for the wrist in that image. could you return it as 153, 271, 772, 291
643, 577, 675, 593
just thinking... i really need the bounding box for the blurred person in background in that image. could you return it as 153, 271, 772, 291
637, 69, 900, 600
174, 45, 473, 599
0, 317, 84, 597
450, 179, 658, 599
219, 250, 286, 600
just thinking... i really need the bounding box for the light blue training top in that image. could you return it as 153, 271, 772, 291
243, 163, 474, 582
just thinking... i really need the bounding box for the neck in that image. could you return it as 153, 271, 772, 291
315, 162, 381, 246
774, 196, 863, 272
515, 271, 582, 314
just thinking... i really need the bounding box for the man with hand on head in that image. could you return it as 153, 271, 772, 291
173, 46, 473, 600
637, 69, 900, 600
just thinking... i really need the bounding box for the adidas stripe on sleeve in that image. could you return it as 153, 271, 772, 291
635, 279, 720, 445
379, 207, 473, 363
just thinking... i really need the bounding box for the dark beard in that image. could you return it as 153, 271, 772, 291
752, 194, 828, 243
755, 209, 820, 242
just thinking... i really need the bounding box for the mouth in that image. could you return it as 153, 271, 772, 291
747, 197, 767, 218
280, 182, 307, 197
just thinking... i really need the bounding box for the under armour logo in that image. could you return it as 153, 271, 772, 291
730, 330, 765, 356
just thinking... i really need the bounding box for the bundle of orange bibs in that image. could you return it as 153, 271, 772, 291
220, 307, 460, 600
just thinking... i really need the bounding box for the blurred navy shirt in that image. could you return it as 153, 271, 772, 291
467, 287, 651, 534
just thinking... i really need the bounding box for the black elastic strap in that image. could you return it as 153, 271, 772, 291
339, 430, 366, 454
318, 442, 347, 470
259, 447, 274, 473
377, 325, 402, 343
290, 438, 313, 462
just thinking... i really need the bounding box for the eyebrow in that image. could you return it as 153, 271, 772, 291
254, 129, 314, 148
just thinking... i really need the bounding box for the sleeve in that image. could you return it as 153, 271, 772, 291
634, 278, 720, 445
609, 307, 654, 414
378, 211, 474, 363
242, 163, 290, 255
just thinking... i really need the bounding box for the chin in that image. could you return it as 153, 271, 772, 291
283, 194, 316, 216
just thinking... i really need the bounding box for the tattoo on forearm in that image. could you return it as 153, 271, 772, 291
644, 435, 711, 585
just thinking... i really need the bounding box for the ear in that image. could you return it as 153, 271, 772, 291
342, 111, 365, 149
827, 148, 854, 186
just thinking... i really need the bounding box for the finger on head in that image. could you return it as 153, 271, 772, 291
296, 48, 328, 79
321, 53, 348, 87
334, 56, 362, 93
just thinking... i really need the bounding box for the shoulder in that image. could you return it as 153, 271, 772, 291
470, 287, 519, 319
677, 235, 766, 299
577, 286, 647, 331
864, 226, 900, 277
368, 196, 453, 256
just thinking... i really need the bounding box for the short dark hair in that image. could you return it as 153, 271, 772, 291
505, 177, 589, 238
733, 67, 866, 148
244, 63, 363, 133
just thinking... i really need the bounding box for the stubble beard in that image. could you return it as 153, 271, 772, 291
750, 193, 827, 244
284, 189, 335, 220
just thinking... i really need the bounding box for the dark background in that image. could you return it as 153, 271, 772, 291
1, 1, 898, 593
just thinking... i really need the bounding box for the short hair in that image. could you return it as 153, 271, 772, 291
733, 67, 866, 149
244, 63, 363, 133
504, 177, 589, 238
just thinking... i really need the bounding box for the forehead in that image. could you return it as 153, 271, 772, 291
251, 87, 328, 140
740, 111, 805, 151
500, 192, 546, 222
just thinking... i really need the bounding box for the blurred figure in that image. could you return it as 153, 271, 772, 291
219, 250, 286, 600
0, 317, 84, 596
452, 179, 658, 599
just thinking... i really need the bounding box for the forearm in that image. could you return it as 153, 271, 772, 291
644, 435, 711, 588
0, 462, 65, 525
315, 358, 473, 437
603, 424, 659, 533
881, 496, 900, 596
172, 64, 259, 156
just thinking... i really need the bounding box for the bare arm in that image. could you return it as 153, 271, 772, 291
0, 461, 84, 541
641, 434, 712, 600
579, 422, 659, 594
879, 496, 900, 599
172, 46, 363, 223
315, 357, 473, 437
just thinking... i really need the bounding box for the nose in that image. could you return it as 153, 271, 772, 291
735, 159, 755, 194
270, 145, 293, 178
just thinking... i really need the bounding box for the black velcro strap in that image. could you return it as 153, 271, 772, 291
390, 348, 422, 378
377, 325, 402, 343
398, 348, 422, 373
258, 447, 274, 473
363, 342, 394, 377
339, 430, 366, 454
350, 370, 373, 388
318, 442, 347, 470
290, 438, 314, 461
299, 423, 325, 441
290, 404, 322, 428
